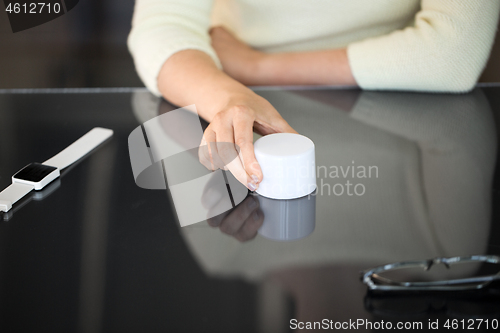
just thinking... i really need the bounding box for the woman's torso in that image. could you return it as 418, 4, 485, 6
211, 0, 421, 52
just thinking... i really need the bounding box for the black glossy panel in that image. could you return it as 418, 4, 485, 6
0, 87, 499, 332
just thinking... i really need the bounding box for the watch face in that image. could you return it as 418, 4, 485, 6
13, 163, 57, 182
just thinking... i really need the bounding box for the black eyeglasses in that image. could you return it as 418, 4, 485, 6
362, 255, 500, 292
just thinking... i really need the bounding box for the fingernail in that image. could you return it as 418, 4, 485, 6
247, 198, 257, 210
253, 211, 260, 222
251, 174, 260, 183
247, 182, 257, 191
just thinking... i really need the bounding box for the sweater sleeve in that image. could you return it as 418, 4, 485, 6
127, 0, 221, 96
347, 0, 500, 93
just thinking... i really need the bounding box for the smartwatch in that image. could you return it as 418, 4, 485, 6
0, 127, 113, 213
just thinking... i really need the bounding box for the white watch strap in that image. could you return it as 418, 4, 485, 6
0, 183, 35, 212
43, 127, 113, 170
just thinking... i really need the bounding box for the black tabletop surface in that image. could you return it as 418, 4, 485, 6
1, 86, 499, 333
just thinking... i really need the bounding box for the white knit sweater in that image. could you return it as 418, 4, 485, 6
128, 0, 500, 95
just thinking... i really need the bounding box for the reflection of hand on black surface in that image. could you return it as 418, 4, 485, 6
207, 195, 264, 242
200, 170, 230, 211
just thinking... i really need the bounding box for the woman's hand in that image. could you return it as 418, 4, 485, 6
210, 26, 265, 85
199, 90, 296, 191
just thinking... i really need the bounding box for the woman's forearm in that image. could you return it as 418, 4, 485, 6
255, 48, 357, 86
157, 49, 255, 122
209, 27, 357, 87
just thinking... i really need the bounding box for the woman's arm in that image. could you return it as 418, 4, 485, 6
128, 0, 296, 191
347, 0, 500, 93
128, 0, 219, 96
258, 49, 356, 86
210, 27, 356, 87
